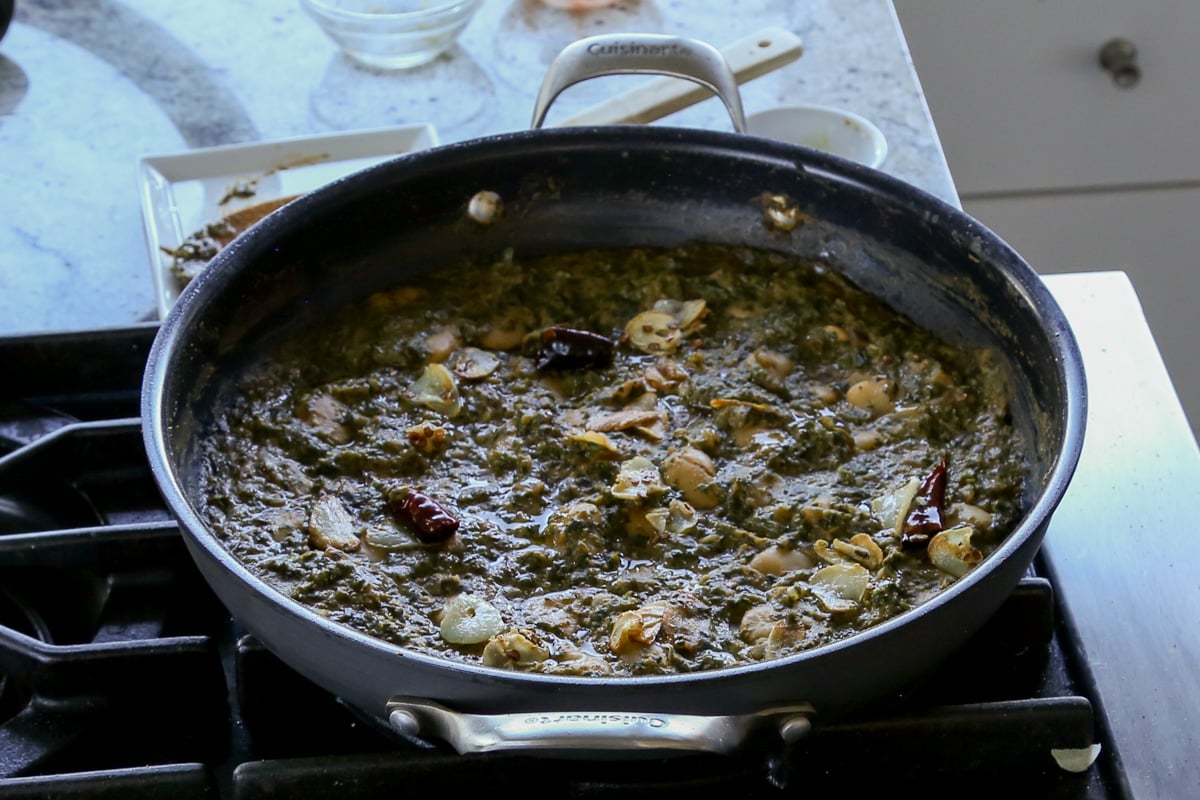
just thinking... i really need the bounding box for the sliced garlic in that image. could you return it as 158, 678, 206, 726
608, 602, 668, 655
928, 524, 984, 578
643, 357, 689, 393
623, 298, 708, 355
307, 495, 361, 552
709, 397, 780, 414
642, 499, 699, 540
567, 429, 622, 459
406, 363, 462, 417
833, 534, 884, 570
809, 562, 870, 613
586, 406, 662, 433
610, 455, 667, 501
652, 298, 707, 333
482, 630, 550, 668
450, 347, 500, 380
948, 502, 994, 531
665, 499, 698, 534
871, 478, 921, 535
853, 429, 884, 451
363, 524, 411, 551
556, 649, 614, 676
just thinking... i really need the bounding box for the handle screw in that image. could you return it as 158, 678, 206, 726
389, 708, 421, 738
778, 714, 812, 744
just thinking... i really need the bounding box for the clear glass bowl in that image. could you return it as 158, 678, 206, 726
301, 0, 485, 70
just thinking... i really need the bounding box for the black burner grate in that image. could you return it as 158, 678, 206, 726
0, 325, 1121, 799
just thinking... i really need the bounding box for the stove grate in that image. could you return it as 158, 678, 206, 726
0, 325, 1116, 798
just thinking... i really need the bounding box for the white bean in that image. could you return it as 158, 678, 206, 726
846, 375, 896, 415
749, 545, 814, 575
661, 447, 720, 509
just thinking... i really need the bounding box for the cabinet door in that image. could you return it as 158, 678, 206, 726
965, 186, 1200, 434
894, 0, 1200, 195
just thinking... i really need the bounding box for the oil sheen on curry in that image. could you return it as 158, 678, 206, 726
198, 244, 1026, 677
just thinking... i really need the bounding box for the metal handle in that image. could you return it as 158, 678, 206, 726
559, 28, 802, 127
531, 33, 748, 133
387, 697, 813, 755
1098, 38, 1140, 88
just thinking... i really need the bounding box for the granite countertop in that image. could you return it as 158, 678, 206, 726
0, 0, 953, 334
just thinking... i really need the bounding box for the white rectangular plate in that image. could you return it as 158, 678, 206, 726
139, 124, 439, 319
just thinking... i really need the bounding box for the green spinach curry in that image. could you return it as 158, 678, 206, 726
198, 244, 1027, 677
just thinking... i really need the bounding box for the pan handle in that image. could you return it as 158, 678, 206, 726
531, 32, 749, 133
558, 28, 802, 128
386, 697, 814, 755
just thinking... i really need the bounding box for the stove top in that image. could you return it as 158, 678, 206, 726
0, 324, 1126, 798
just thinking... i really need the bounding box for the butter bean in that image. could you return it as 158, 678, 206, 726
846, 375, 896, 415
661, 447, 720, 509
749, 545, 814, 575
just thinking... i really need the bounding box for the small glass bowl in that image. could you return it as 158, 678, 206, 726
301, 0, 485, 70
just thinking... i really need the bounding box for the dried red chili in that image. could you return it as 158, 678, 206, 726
901, 458, 948, 550
534, 326, 615, 372
388, 487, 460, 544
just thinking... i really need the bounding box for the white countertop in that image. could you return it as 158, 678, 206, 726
1043, 271, 1200, 799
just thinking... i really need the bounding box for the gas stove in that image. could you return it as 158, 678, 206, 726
0, 323, 1125, 798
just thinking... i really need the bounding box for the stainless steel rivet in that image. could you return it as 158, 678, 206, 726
778, 714, 812, 744
389, 708, 421, 737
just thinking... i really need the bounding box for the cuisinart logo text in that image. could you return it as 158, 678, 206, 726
524, 713, 668, 728
586, 41, 693, 58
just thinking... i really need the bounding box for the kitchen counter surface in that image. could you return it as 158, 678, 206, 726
0, 0, 953, 334
2, 3, 1197, 799
1042, 272, 1199, 800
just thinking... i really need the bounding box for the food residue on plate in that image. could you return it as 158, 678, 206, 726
162, 195, 298, 288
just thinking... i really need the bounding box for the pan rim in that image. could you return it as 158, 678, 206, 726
142, 124, 1087, 696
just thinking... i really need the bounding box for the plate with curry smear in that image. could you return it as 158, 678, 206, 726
138, 123, 439, 319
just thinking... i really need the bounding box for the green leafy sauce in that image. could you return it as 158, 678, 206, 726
198, 244, 1027, 676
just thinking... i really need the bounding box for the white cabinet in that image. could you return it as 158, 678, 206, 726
894, 0, 1200, 195
894, 0, 1200, 435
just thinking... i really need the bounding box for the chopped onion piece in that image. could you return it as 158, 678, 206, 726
871, 478, 920, 534
1051, 743, 1102, 773
439, 594, 503, 644
406, 363, 462, 417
